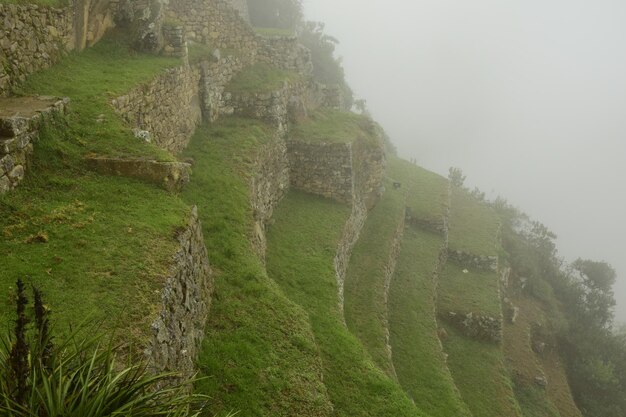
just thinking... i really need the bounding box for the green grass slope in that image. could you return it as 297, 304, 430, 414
448, 187, 499, 256
442, 324, 522, 417
385, 157, 470, 416
266, 191, 427, 417
439, 186, 521, 417
343, 180, 405, 377
386, 156, 448, 225
13, 34, 179, 161
438, 263, 501, 317
389, 227, 472, 417
180, 120, 333, 417
0, 35, 190, 346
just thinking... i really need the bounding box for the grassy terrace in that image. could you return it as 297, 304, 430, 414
448, 187, 499, 256
291, 108, 379, 145
442, 324, 522, 417
225, 63, 301, 93
266, 192, 427, 417
181, 120, 333, 417
343, 179, 405, 377
387, 156, 449, 223
438, 263, 501, 317
254, 27, 295, 37
0, 37, 190, 344
389, 227, 471, 417
14, 35, 178, 161
503, 294, 579, 417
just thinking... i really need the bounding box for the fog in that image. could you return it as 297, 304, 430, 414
303, 0, 626, 322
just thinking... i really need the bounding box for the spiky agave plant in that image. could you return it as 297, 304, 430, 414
0, 280, 216, 417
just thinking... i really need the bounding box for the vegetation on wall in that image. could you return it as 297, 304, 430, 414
494, 197, 626, 417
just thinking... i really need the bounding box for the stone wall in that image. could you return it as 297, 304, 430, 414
352, 134, 385, 209
256, 36, 313, 75
226, 0, 249, 22
334, 198, 367, 318
0, 96, 69, 194
0, 4, 74, 96
382, 207, 405, 380
447, 249, 498, 272
444, 311, 503, 343
249, 131, 290, 260
200, 55, 247, 122
225, 78, 324, 130
287, 141, 353, 204
111, 65, 202, 153
287, 135, 385, 207
146, 206, 212, 378
0, 0, 119, 97
165, 0, 257, 50
85, 157, 191, 192
165, 0, 312, 75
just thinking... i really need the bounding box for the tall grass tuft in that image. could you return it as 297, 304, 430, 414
0, 280, 212, 417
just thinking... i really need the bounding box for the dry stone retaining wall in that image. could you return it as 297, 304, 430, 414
111, 65, 202, 153
0, 4, 74, 96
447, 249, 498, 272
146, 206, 212, 378
85, 157, 191, 192
0, 0, 119, 97
287, 141, 354, 204
334, 198, 367, 318
165, 0, 312, 75
249, 132, 290, 259
0, 96, 69, 194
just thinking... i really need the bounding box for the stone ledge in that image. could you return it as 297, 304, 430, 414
443, 310, 503, 344
447, 249, 498, 272
146, 206, 212, 380
0, 95, 69, 194
85, 157, 191, 192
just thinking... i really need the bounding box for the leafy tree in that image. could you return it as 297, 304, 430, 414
448, 167, 466, 188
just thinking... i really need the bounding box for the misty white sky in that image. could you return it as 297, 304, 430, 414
302, 0, 626, 322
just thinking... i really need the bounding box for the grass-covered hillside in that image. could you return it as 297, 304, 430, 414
0, 37, 187, 348
0, 17, 589, 417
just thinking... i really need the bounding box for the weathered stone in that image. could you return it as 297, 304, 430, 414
535, 375, 548, 388
0, 154, 14, 174
448, 249, 498, 272
0, 175, 10, 194
85, 157, 191, 192
0, 96, 68, 193
146, 206, 212, 380
445, 310, 503, 344
112, 66, 202, 153
7, 164, 24, 182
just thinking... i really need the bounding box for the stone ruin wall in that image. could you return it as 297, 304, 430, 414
0, 4, 74, 97
165, 0, 312, 76
0, 96, 69, 194
227, 0, 249, 22
146, 206, 213, 379
0, 0, 118, 97
287, 142, 354, 204
111, 65, 203, 154
249, 131, 290, 260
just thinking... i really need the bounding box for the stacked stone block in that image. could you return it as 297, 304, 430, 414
111, 66, 202, 154
0, 96, 69, 194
